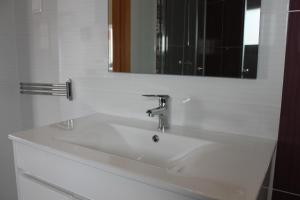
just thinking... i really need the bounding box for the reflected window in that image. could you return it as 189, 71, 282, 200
244, 8, 261, 45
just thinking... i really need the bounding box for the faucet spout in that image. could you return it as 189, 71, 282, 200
146, 106, 167, 117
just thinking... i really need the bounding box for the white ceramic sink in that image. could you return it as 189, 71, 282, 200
56, 124, 213, 169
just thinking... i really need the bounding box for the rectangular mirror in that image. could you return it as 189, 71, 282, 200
108, 0, 261, 79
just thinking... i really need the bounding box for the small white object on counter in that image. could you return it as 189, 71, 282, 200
9, 113, 276, 200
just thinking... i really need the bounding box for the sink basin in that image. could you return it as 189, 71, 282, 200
55, 124, 213, 169
9, 113, 277, 200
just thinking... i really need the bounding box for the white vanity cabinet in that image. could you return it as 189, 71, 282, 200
18, 173, 73, 200
10, 114, 276, 200
13, 142, 198, 200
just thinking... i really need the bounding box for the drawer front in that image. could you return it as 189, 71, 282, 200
19, 172, 73, 200
13, 142, 196, 200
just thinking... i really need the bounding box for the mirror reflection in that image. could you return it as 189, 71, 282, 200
109, 0, 261, 79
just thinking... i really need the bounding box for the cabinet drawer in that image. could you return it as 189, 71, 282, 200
13, 142, 196, 200
19, 172, 73, 200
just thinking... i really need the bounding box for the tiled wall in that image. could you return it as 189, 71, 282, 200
15, 0, 289, 140
0, 0, 289, 199
15, 0, 62, 129
0, 0, 20, 199
272, 2, 300, 200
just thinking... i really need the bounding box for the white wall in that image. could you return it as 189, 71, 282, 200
15, 0, 61, 129
0, 0, 288, 198
0, 0, 20, 199
14, 0, 289, 140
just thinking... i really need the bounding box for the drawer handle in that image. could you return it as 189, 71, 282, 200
19, 169, 91, 200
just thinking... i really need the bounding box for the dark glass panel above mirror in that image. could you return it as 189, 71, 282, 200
109, 0, 261, 79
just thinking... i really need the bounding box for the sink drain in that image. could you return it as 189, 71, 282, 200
152, 135, 159, 143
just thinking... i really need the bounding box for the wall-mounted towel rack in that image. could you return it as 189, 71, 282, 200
20, 79, 73, 101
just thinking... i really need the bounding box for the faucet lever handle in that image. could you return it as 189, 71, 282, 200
142, 94, 169, 99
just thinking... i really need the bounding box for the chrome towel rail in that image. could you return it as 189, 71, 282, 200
20, 79, 73, 101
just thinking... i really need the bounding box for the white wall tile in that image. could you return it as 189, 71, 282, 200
0, 0, 289, 198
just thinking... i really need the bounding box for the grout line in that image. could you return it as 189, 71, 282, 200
272, 188, 300, 197
289, 10, 300, 13
262, 186, 300, 198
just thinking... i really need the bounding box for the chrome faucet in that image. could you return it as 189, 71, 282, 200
143, 95, 170, 132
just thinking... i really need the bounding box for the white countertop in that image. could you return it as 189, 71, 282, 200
9, 113, 276, 200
